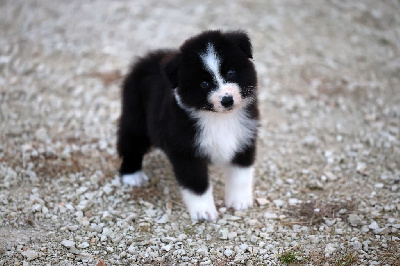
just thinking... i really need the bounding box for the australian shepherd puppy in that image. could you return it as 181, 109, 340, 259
117, 30, 259, 221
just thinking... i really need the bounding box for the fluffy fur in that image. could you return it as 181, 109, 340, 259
117, 30, 259, 221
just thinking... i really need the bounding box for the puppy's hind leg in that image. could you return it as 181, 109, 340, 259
117, 108, 150, 187
117, 118, 151, 187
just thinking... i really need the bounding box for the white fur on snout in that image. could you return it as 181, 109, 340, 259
209, 83, 242, 113
180, 186, 218, 221
122, 171, 148, 187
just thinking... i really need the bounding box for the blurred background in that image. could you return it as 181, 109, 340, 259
0, 0, 399, 264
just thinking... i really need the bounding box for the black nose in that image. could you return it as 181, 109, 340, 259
221, 95, 234, 108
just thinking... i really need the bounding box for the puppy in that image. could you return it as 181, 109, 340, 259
117, 30, 259, 221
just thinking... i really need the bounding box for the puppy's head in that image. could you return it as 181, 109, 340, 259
164, 30, 257, 113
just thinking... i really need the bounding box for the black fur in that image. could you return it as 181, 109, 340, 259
117, 30, 258, 195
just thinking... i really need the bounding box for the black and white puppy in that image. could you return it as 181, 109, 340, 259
117, 30, 259, 221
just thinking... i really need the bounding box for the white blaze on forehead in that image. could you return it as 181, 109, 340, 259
200, 43, 224, 86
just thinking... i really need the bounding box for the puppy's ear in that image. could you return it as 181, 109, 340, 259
162, 52, 181, 88
226, 31, 253, 59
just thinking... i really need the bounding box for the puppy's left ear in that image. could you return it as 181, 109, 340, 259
162, 52, 181, 88
226, 31, 253, 59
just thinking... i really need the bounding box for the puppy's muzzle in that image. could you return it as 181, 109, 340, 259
221, 95, 234, 109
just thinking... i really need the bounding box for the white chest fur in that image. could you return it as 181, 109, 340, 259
194, 107, 257, 164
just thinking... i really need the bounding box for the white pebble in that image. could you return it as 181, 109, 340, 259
21, 249, 39, 261
256, 198, 269, 206
162, 244, 171, 252
264, 211, 278, 219
61, 240, 75, 248
227, 232, 237, 240
156, 213, 169, 224
324, 243, 336, 256
273, 199, 285, 207
369, 221, 380, 230
32, 204, 42, 212
102, 211, 112, 222
127, 244, 135, 254
77, 242, 89, 249
224, 249, 233, 257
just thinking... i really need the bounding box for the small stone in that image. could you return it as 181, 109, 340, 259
156, 213, 169, 224
106, 246, 114, 253
264, 211, 278, 219
273, 199, 284, 208
21, 249, 38, 261
250, 235, 258, 243
324, 171, 338, 181
307, 179, 324, 190
352, 241, 362, 250
256, 198, 269, 206
219, 229, 229, 240
41, 206, 49, 214
361, 225, 369, 232
324, 150, 333, 158
67, 225, 79, 231
325, 243, 336, 256
98, 140, 107, 150
374, 227, 388, 235
77, 200, 91, 211
324, 218, 336, 226
374, 183, 384, 189
61, 240, 75, 248
348, 214, 362, 227
266, 224, 275, 232
127, 244, 135, 254
224, 249, 233, 257
302, 135, 318, 146
369, 221, 379, 230
102, 227, 113, 238
356, 162, 367, 175
288, 198, 300, 205
177, 234, 187, 241
239, 243, 248, 251
247, 219, 258, 225
335, 228, 344, 234
32, 204, 42, 212
103, 185, 113, 195
101, 211, 112, 222
162, 244, 171, 252
387, 218, 395, 224
227, 232, 237, 240
77, 242, 89, 249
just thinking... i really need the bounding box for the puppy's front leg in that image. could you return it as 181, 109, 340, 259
224, 165, 254, 210
170, 156, 218, 221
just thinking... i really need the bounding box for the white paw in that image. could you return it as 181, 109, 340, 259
225, 191, 253, 210
225, 166, 254, 210
121, 171, 148, 187
180, 187, 218, 222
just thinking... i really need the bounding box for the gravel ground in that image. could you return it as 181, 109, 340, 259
1, 0, 400, 265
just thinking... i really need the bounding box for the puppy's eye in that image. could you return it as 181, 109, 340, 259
200, 81, 209, 89
226, 70, 235, 79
